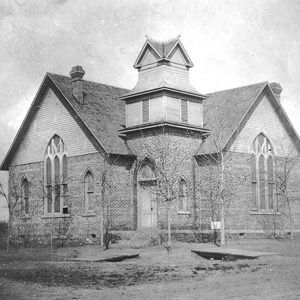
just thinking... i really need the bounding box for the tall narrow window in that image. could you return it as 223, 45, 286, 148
21, 179, 29, 215
62, 154, 68, 205
251, 133, 274, 210
44, 135, 67, 214
251, 153, 257, 208
267, 156, 274, 209
258, 155, 266, 209
54, 156, 60, 213
84, 171, 94, 212
179, 178, 187, 211
46, 157, 52, 213
142, 100, 149, 123
181, 100, 188, 123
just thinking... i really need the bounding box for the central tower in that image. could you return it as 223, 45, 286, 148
119, 36, 209, 137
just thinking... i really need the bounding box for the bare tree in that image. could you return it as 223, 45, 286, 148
275, 148, 300, 244
100, 154, 123, 250
196, 115, 246, 246
139, 127, 194, 251
0, 171, 23, 251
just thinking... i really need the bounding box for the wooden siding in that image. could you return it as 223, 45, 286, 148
127, 101, 142, 127
230, 95, 297, 156
188, 101, 203, 127
142, 100, 149, 123
141, 48, 158, 66
136, 65, 191, 92
181, 100, 188, 122
168, 46, 186, 65
149, 97, 164, 122
166, 97, 181, 122
11, 88, 97, 166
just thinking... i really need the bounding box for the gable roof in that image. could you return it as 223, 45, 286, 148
196, 82, 300, 155
49, 74, 133, 155
134, 37, 193, 68
0, 74, 134, 170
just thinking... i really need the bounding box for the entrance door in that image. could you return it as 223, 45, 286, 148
139, 182, 157, 228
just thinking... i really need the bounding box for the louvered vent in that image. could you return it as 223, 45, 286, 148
142, 100, 149, 123
181, 99, 188, 122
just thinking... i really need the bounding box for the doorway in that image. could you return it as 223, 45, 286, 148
138, 182, 157, 228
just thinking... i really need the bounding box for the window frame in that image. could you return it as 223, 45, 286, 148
251, 133, 275, 212
21, 178, 29, 216
44, 135, 68, 216
84, 171, 95, 213
178, 177, 189, 214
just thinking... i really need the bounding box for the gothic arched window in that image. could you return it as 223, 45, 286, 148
44, 135, 68, 214
84, 171, 94, 212
251, 133, 274, 210
178, 178, 188, 211
21, 178, 29, 215
139, 159, 156, 181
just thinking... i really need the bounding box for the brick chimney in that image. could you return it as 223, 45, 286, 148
70, 66, 85, 104
269, 82, 282, 102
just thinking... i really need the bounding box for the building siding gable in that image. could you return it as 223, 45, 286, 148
230, 94, 297, 156
11, 88, 98, 166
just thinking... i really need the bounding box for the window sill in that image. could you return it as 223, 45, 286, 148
82, 212, 96, 217
251, 211, 281, 216
41, 214, 71, 219
178, 210, 190, 215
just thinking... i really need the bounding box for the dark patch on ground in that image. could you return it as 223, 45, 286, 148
191, 262, 265, 275
191, 250, 258, 261
99, 254, 140, 262
0, 263, 178, 289
193, 263, 234, 272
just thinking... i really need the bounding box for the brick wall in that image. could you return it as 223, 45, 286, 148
127, 128, 203, 231
7, 82, 300, 241
195, 152, 299, 233
8, 152, 138, 240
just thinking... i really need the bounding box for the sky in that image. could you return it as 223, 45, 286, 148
0, 0, 300, 219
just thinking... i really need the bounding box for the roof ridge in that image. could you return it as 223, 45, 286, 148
206, 81, 268, 96
146, 35, 180, 45
48, 72, 130, 92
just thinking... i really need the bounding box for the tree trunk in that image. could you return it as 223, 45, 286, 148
220, 199, 225, 246
287, 199, 294, 244
99, 207, 104, 250
6, 219, 10, 252
167, 203, 171, 247
220, 152, 226, 246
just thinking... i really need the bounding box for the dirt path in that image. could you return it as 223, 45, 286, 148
0, 239, 299, 299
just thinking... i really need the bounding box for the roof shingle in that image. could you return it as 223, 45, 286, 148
196, 82, 267, 155
49, 73, 133, 155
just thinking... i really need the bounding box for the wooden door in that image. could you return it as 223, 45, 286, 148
139, 183, 157, 228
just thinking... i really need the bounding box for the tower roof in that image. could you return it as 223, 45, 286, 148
133, 36, 193, 69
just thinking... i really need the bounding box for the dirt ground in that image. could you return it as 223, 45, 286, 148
0, 238, 299, 300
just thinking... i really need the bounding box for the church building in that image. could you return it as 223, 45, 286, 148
1, 37, 300, 242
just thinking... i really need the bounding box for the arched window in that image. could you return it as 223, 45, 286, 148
44, 135, 68, 214
251, 133, 274, 210
84, 171, 94, 212
178, 178, 187, 211
21, 179, 29, 215
139, 159, 156, 181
